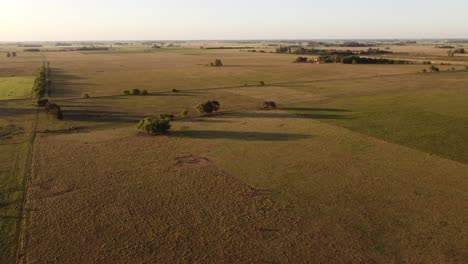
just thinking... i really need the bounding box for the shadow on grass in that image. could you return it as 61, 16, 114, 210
219, 110, 351, 120
171, 130, 312, 141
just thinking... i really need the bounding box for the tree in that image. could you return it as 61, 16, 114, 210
210, 59, 223, 67
11, 52, 16, 57
141, 90, 149, 95
262, 101, 277, 109
447, 50, 455, 57
293, 57, 308, 63
45, 102, 63, 120
123, 90, 130, 95
196, 100, 221, 114
131, 88, 141, 95
82, 93, 90, 98
260, 81, 265, 86
6, 52, 11, 58
137, 115, 171, 135
429, 65, 440, 72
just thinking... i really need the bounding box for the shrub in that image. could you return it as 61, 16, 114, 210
465, 66, 468, 70
262, 101, 277, 109
179, 110, 189, 118
123, 90, 130, 95
422, 69, 427, 73
137, 115, 171, 135
36, 98, 49, 106
141, 90, 149, 95
172, 88, 179, 93
6, 52, 11, 58
131, 88, 141, 95
429, 65, 439, 72
293, 57, 308, 63
211, 59, 223, 67
260, 81, 265, 86
82, 93, 90, 98
12, 52, 16, 57
452, 67, 456, 71
196, 100, 221, 114
159, 113, 175, 121
45, 102, 63, 120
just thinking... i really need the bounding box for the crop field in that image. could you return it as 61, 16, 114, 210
0, 43, 467, 263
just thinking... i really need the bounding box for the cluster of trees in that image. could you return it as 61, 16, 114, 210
137, 100, 222, 135
293, 57, 308, 63
276, 46, 292, 53
447, 48, 465, 57
210, 59, 223, 67
76, 46, 110, 51
435, 45, 455, 49
5, 52, 17, 58
24, 49, 41, 52
137, 114, 172, 135
318, 55, 412, 64
122, 89, 148, 95
358, 48, 393, 55
340, 42, 375, 47
197, 100, 220, 114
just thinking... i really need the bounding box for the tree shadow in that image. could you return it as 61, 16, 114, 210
219, 110, 351, 120
171, 130, 312, 141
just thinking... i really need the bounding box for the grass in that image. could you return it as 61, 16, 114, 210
0, 76, 35, 100
1, 44, 467, 262
0, 101, 36, 264
286, 71, 468, 163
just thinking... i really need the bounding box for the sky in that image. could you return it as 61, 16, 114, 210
1, 0, 468, 41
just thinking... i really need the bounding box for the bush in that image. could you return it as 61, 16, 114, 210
36, 98, 49, 106
262, 101, 277, 109
141, 90, 149, 95
123, 90, 130, 95
45, 102, 63, 120
429, 65, 440, 72
131, 89, 141, 95
210, 59, 223, 67
465, 66, 468, 70
422, 69, 427, 73
159, 113, 175, 120
179, 110, 189, 118
172, 88, 179, 93
293, 57, 308, 63
196, 100, 221, 114
137, 115, 171, 135
260, 81, 265, 86
82, 93, 90, 98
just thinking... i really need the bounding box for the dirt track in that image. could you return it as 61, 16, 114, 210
19, 131, 374, 263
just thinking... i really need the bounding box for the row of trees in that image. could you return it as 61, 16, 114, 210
33, 65, 48, 103
318, 55, 414, 65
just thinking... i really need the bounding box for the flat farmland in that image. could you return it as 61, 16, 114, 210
0, 46, 465, 263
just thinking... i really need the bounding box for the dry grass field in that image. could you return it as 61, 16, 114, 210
0, 43, 467, 263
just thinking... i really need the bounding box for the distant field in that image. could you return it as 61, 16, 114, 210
0, 44, 465, 263
0, 76, 34, 100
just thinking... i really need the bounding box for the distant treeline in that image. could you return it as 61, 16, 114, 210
277, 46, 392, 56
318, 55, 417, 65
203, 46, 255, 50
17, 44, 43, 47
435, 45, 455, 49
24, 49, 41, 52
56, 42, 73, 46
76, 46, 110, 51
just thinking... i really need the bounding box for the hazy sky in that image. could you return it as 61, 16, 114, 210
2, 0, 467, 41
